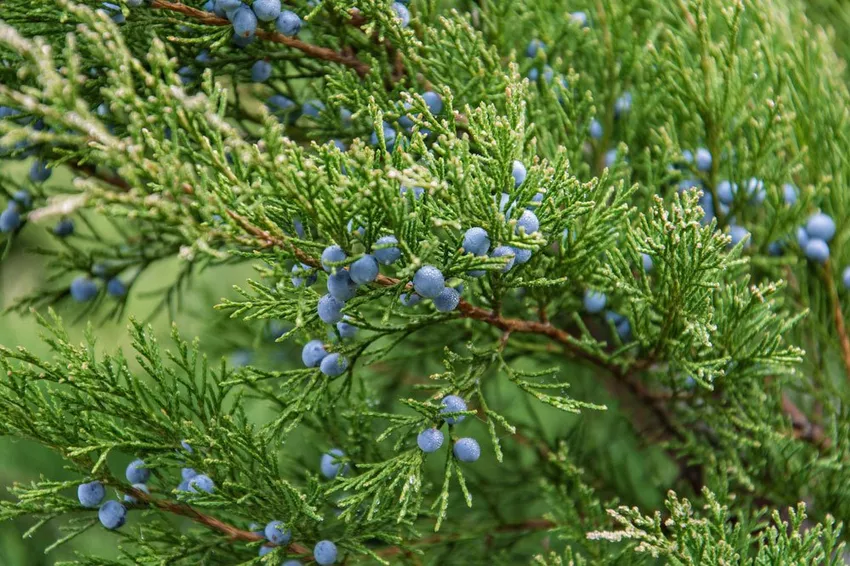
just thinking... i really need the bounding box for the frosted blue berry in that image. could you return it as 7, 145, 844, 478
0, 207, 21, 233
768, 241, 784, 256
516, 209, 539, 235
391, 2, 410, 27
292, 263, 317, 287
78, 481, 105, 508
526, 39, 545, 58
327, 270, 357, 302
843, 266, 850, 290
491, 246, 516, 272
462, 227, 490, 256
512, 247, 532, 264
106, 278, 126, 297
70, 276, 98, 302
232, 6, 258, 38
440, 395, 467, 424
268, 94, 296, 115
728, 225, 750, 248
264, 520, 292, 544
98, 500, 127, 530
320, 353, 348, 376
251, 60, 272, 82
350, 255, 379, 285
302, 339, 328, 367
641, 253, 653, 272
203, 0, 214, 9
417, 428, 444, 453
321, 245, 347, 273
314, 540, 338, 565
805, 238, 830, 264
370, 121, 396, 151
321, 448, 348, 478
717, 180, 736, 205
433, 287, 460, 312
422, 91, 443, 115
125, 459, 150, 484
570, 10, 588, 26
29, 160, 51, 182
605, 311, 625, 326
337, 316, 358, 339
400, 293, 421, 306
783, 183, 798, 205
400, 185, 424, 199
694, 148, 712, 172
614, 92, 632, 117
282, 561, 302, 566
589, 119, 603, 140
528, 65, 554, 82
303, 99, 325, 118
181, 440, 193, 454
123, 483, 149, 504
616, 319, 631, 340
453, 438, 480, 462
413, 265, 445, 298
54, 218, 74, 237
188, 474, 215, 493
252, 0, 280, 21
604, 149, 618, 168
13, 190, 32, 208
796, 226, 809, 249
182, 467, 197, 480
276, 10, 302, 35
511, 160, 527, 187
374, 235, 401, 265
318, 294, 344, 324
583, 290, 607, 313
258, 546, 274, 557
806, 212, 836, 242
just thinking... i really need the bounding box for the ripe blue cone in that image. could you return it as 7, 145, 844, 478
98, 500, 127, 529
422, 91, 443, 115
583, 290, 607, 313
400, 293, 421, 306
232, 6, 258, 38
282, 561, 302, 566
843, 266, 850, 290
318, 294, 344, 324
516, 209, 539, 235
350, 254, 379, 285
805, 238, 830, 263
327, 270, 357, 302
321, 245, 346, 273
589, 119, 603, 140
70, 276, 98, 302
302, 339, 327, 367
728, 225, 750, 248
391, 2, 410, 27
125, 459, 150, 484
512, 247, 532, 265
54, 218, 74, 237
252, 0, 280, 21
433, 287, 460, 312
0, 207, 21, 233
417, 428, 444, 453
314, 540, 338, 565
413, 265, 445, 298
264, 520, 292, 544
320, 353, 348, 377
337, 317, 357, 339
462, 227, 490, 256
511, 160, 527, 187
107, 278, 127, 297
806, 212, 836, 242
78, 481, 105, 508
491, 246, 516, 272
276, 10, 302, 35
374, 235, 401, 265
526, 39, 545, 58
694, 148, 712, 172
291, 263, 317, 287
453, 438, 481, 462
188, 474, 215, 493
440, 395, 467, 424
251, 60, 272, 82
641, 253, 653, 272
321, 449, 349, 478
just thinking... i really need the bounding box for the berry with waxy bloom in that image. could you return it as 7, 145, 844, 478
98, 500, 127, 529
302, 339, 327, 367
453, 438, 481, 462
462, 227, 490, 256
314, 540, 338, 565
374, 235, 401, 264
583, 290, 606, 313
276, 10, 302, 35
78, 481, 105, 508
440, 395, 467, 424
417, 428, 444, 453
320, 353, 348, 376
413, 265, 445, 298
321, 449, 349, 478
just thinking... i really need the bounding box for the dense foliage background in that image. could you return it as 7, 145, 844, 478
4, 0, 850, 564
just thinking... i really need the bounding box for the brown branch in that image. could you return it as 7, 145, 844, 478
781, 393, 831, 451
149, 0, 371, 77
123, 486, 311, 554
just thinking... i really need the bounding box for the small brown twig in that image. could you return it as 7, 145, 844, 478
149, 0, 371, 77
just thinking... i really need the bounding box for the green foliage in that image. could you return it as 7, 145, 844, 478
0, 0, 849, 563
